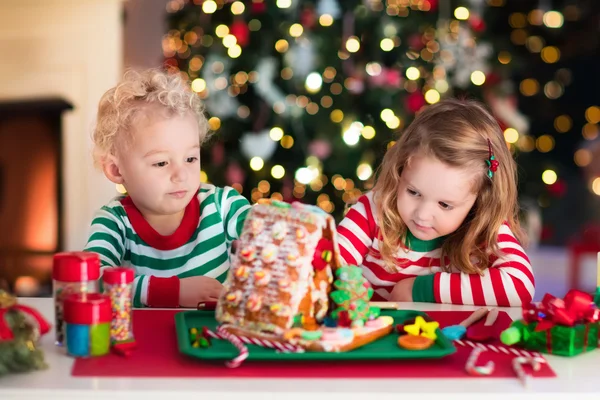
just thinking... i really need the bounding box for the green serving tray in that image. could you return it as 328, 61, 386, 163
175, 309, 456, 361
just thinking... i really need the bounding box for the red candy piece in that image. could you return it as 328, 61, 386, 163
337, 310, 352, 328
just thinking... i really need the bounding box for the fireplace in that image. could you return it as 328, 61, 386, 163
0, 98, 72, 296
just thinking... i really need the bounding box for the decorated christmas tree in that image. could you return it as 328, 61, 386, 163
164, 0, 525, 220
330, 265, 380, 326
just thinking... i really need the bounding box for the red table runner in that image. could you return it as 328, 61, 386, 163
71, 309, 556, 379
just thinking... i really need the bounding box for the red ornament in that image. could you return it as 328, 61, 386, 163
337, 310, 352, 328
408, 34, 425, 50
251, 1, 267, 14
425, 0, 438, 11
541, 225, 554, 241
300, 7, 317, 29
211, 142, 225, 166
469, 14, 486, 32
229, 20, 250, 47
405, 91, 426, 114
547, 180, 567, 197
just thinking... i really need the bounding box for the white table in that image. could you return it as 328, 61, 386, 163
1, 298, 599, 399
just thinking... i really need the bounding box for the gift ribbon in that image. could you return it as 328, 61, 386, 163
0, 304, 51, 341
522, 289, 599, 331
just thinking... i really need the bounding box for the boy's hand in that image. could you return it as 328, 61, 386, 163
179, 276, 224, 308
389, 277, 416, 302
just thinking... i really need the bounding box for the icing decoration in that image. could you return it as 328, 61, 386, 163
278, 279, 291, 291
250, 219, 263, 234
271, 221, 288, 240
239, 247, 256, 262
261, 244, 278, 263
246, 293, 262, 312
234, 266, 250, 281
351, 319, 365, 328
286, 252, 300, 267
295, 226, 308, 242
270, 303, 292, 317
254, 270, 271, 286
300, 330, 323, 340
225, 290, 243, 306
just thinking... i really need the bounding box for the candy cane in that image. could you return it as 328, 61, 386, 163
455, 339, 544, 360
512, 356, 546, 387
465, 347, 495, 376
203, 326, 303, 353
214, 325, 249, 368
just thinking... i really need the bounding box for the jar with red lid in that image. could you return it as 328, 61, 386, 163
63, 293, 111, 357
102, 267, 135, 344
52, 252, 100, 346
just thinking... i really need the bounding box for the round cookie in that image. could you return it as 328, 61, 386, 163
397, 334, 434, 350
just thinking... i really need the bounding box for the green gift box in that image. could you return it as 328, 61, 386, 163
502, 319, 600, 357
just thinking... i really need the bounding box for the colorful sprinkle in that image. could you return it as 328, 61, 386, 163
286, 251, 300, 266
105, 282, 134, 344
239, 247, 256, 262
247, 293, 262, 312
278, 279, 291, 291
295, 227, 308, 242
261, 244, 278, 263
225, 290, 243, 306
270, 303, 292, 317
250, 219, 263, 235
254, 270, 271, 286
234, 266, 250, 281
271, 221, 288, 240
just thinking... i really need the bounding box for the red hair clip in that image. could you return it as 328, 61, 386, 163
486, 139, 499, 179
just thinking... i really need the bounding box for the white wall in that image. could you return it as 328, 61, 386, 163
0, 0, 123, 251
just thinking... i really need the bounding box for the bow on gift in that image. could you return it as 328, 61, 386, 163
522, 289, 600, 331
0, 291, 51, 341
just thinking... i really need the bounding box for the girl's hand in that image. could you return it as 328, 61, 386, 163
389, 277, 416, 302
179, 276, 223, 308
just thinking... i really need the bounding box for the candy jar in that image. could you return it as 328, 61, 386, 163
63, 293, 111, 357
52, 252, 100, 346
102, 267, 135, 345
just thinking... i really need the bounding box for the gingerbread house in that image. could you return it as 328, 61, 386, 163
216, 199, 340, 334
215, 200, 393, 352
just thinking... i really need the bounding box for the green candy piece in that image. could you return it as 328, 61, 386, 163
300, 330, 323, 340
271, 200, 291, 209
330, 290, 351, 304
199, 337, 211, 348
500, 327, 521, 345
368, 307, 381, 319
292, 314, 303, 327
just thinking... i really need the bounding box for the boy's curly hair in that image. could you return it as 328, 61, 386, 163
91, 68, 208, 168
